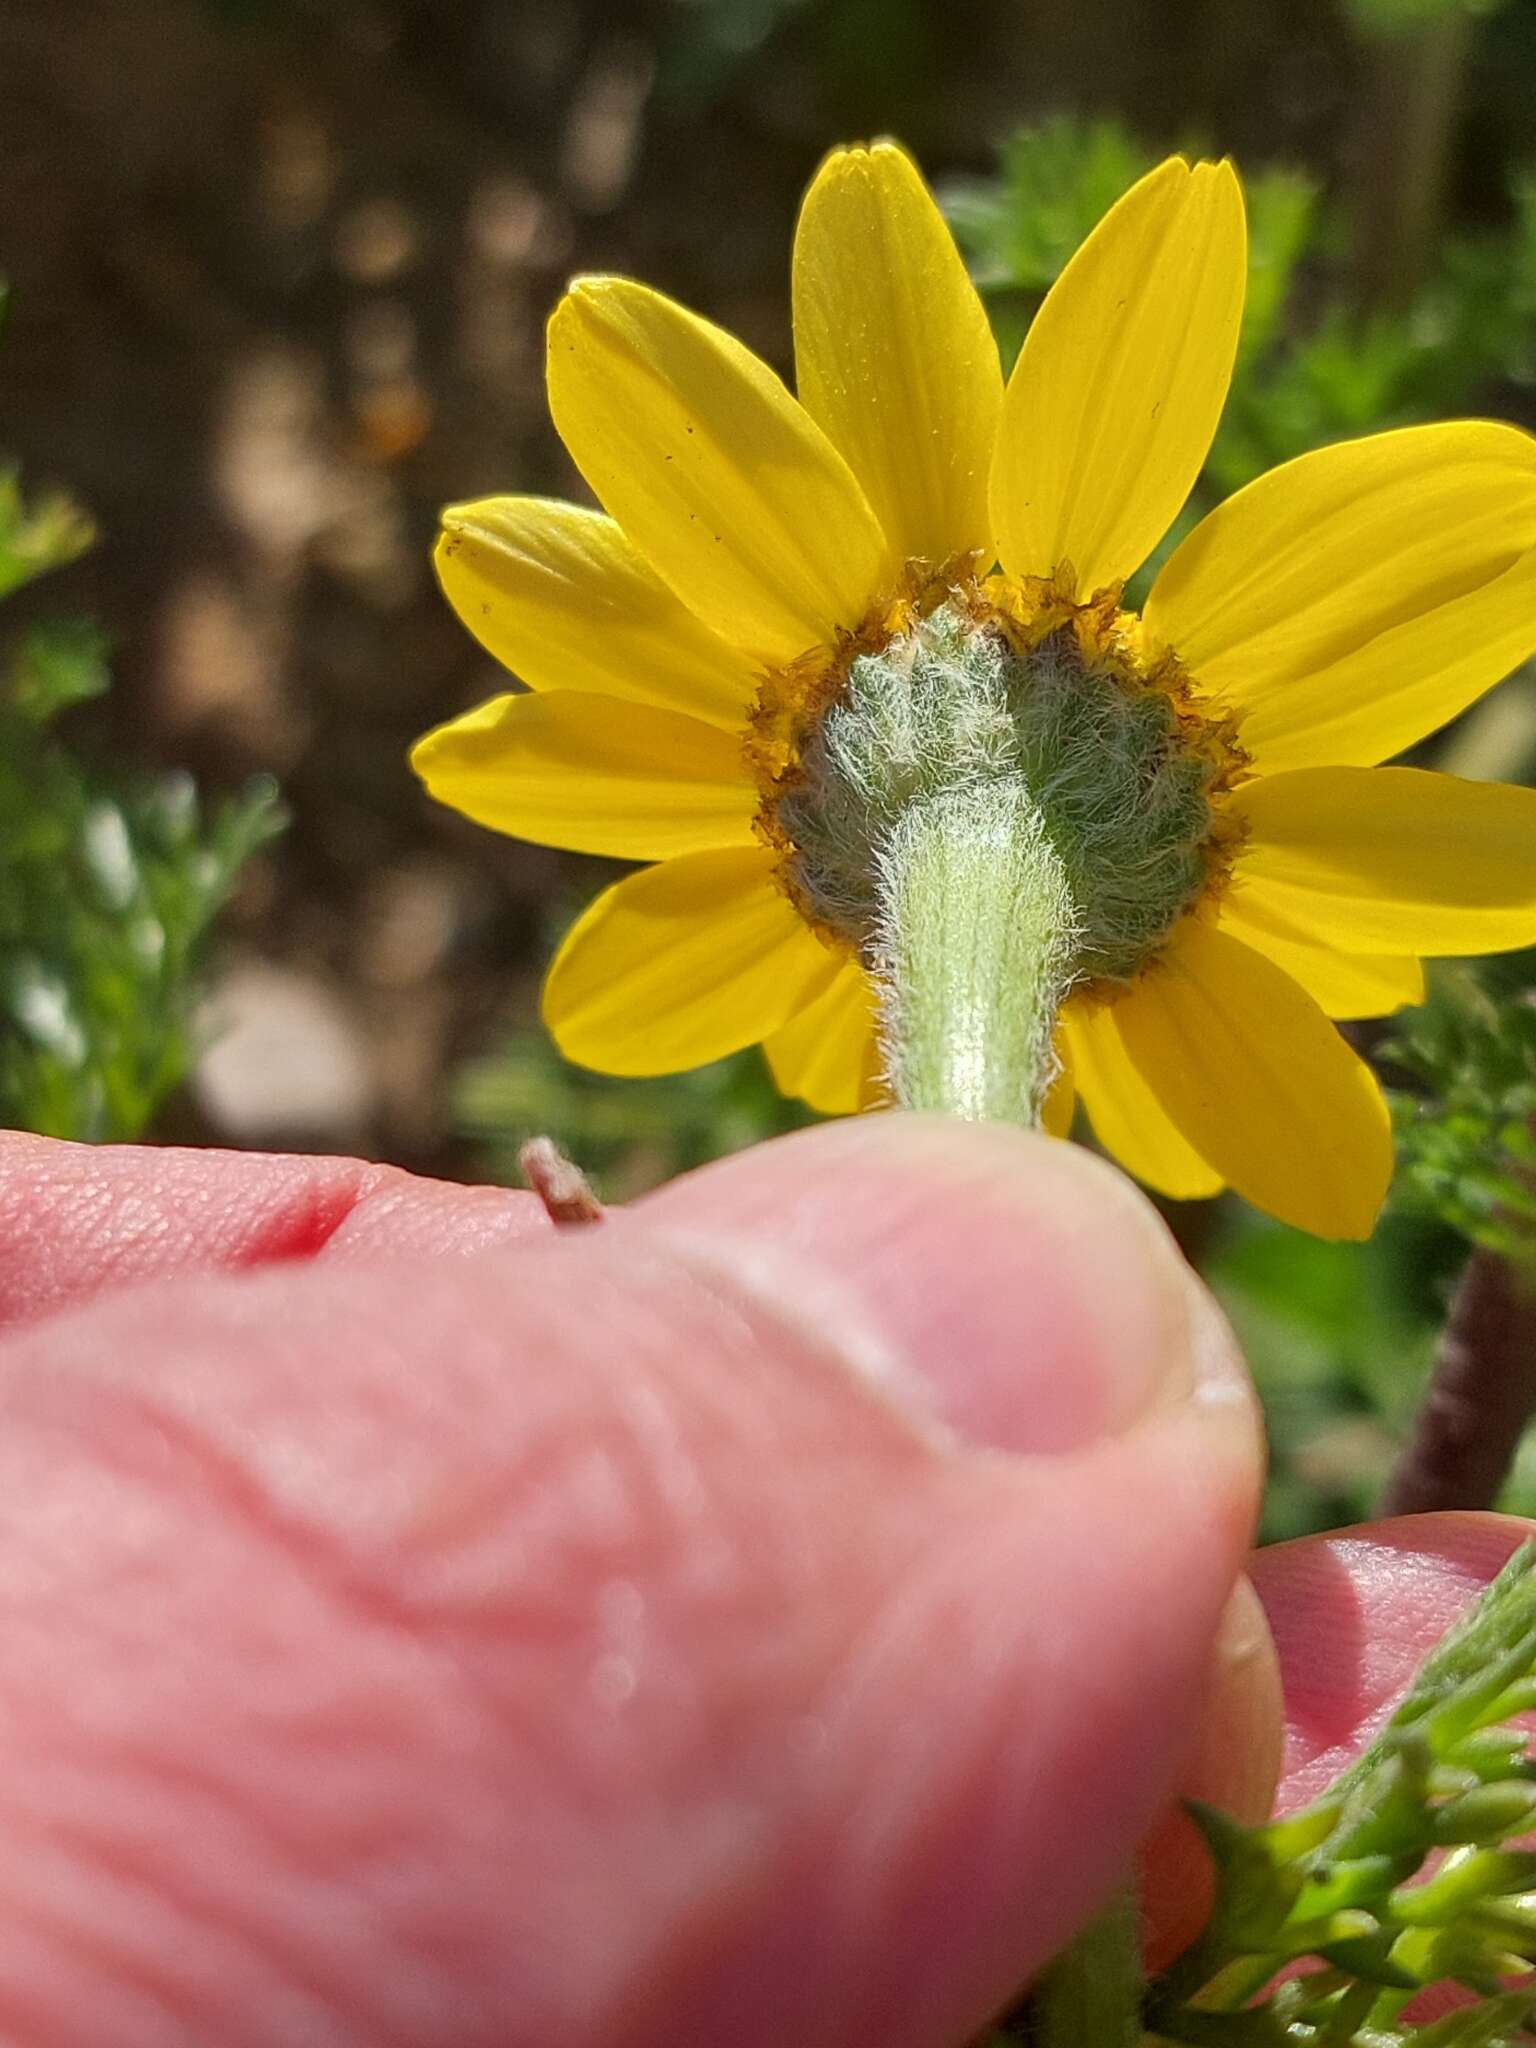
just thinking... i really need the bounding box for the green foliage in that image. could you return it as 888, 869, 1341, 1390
944, 115, 1154, 300
1146, 1542, 1536, 2045
0, 467, 95, 605
1386, 969, 1536, 1272
0, 682, 282, 1140
0, 341, 284, 1140
1205, 1208, 1447, 1539
455, 1008, 806, 1202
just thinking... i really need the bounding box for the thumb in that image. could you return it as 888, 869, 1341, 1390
0, 1116, 1263, 2048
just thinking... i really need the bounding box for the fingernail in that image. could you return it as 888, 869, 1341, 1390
636, 1112, 1251, 1459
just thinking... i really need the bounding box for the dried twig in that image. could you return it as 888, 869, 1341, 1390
518, 1135, 604, 1227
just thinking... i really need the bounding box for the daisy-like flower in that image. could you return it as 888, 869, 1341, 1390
415, 144, 1536, 1240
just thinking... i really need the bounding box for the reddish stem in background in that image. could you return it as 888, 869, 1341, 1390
1380, 1248, 1536, 1517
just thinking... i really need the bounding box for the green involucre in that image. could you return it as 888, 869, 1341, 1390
776, 601, 1217, 983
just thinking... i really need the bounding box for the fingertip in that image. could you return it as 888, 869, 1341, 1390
754, 1417, 1275, 2044
636, 1112, 1257, 1463
1251, 1512, 1536, 1810
1140, 1576, 1284, 1968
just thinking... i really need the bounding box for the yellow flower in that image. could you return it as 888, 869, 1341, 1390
415, 144, 1536, 1241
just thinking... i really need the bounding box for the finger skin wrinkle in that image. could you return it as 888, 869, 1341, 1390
0, 1235, 954, 2045
1253, 1515, 1534, 1811
0, 1137, 548, 1330
0, 1815, 409, 2048
0, 1363, 522, 2044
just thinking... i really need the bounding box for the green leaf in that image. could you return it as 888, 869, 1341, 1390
944, 114, 1153, 295
1148, 1548, 1536, 2044
0, 468, 95, 601
1386, 970, 1536, 1274
7, 617, 111, 722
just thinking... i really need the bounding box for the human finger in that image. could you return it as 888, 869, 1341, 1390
0, 1114, 1260, 2048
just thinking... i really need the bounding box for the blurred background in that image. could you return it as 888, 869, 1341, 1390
3, 0, 1536, 1533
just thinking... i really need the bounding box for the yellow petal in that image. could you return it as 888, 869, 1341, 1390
547, 279, 890, 667
1234, 765, 1536, 956
1115, 920, 1393, 1240
435, 498, 755, 729
1217, 885, 1424, 1019
792, 141, 1002, 567
411, 691, 758, 859
764, 961, 875, 1114
1063, 996, 1224, 1200
991, 157, 1246, 596
1145, 422, 1536, 769
543, 848, 835, 1075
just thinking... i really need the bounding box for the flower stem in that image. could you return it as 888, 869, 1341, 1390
1379, 1247, 1536, 1516
872, 778, 1077, 1122
874, 779, 1145, 2048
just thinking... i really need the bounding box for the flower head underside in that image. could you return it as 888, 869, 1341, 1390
415, 142, 1536, 1239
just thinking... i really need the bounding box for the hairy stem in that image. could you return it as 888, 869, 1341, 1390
1379, 1247, 1536, 1516
873, 778, 1144, 2048
872, 778, 1078, 1121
